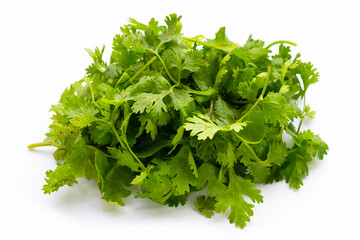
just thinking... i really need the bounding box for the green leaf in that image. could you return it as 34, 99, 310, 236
282, 152, 309, 189
299, 62, 319, 93
159, 13, 182, 43
135, 168, 173, 205
184, 113, 246, 140
102, 166, 133, 206
94, 149, 111, 193
187, 149, 198, 178
194, 196, 217, 218
184, 113, 222, 140
267, 141, 288, 166
207, 27, 239, 52
215, 169, 263, 228
196, 162, 226, 197
108, 147, 142, 172
42, 164, 78, 194
131, 165, 154, 186
169, 145, 197, 195
262, 92, 297, 125
170, 88, 195, 115
237, 72, 266, 101
216, 141, 237, 168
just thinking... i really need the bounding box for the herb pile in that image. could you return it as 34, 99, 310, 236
29, 14, 328, 228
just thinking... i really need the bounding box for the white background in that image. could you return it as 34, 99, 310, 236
1, 0, 359, 239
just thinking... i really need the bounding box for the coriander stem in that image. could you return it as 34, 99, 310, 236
179, 36, 236, 52
235, 134, 262, 163
155, 40, 164, 53
296, 120, 303, 134
109, 122, 145, 170
265, 40, 297, 49
234, 133, 263, 145
186, 88, 217, 97
207, 99, 214, 116
297, 95, 306, 133
238, 67, 271, 122
226, 98, 251, 104
277, 125, 284, 140
129, 56, 157, 83
147, 49, 178, 85
28, 141, 60, 149
84, 77, 102, 110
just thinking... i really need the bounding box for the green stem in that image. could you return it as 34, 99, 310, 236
277, 125, 284, 140
207, 99, 214, 116
297, 95, 306, 134
238, 67, 271, 122
129, 56, 157, 83
109, 122, 145, 170
226, 98, 251, 105
236, 134, 262, 163
266, 40, 297, 49
85, 145, 111, 158
155, 40, 164, 53
186, 87, 217, 97
84, 77, 102, 110
147, 48, 178, 85
179, 36, 236, 52
28, 141, 60, 149
296, 120, 303, 134
234, 133, 263, 145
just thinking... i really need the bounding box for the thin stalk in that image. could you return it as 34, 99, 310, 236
109, 122, 145, 170
147, 48, 178, 85
226, 98, 251, 105
155, 40, 164, 53
238, 67, 271, 123
236, 134, 262, 164
207, 99, 214, 116
84, 77, 102, 110
234, 133, 263, 145
296, 121, 303, 134
28, 141, 60, 149
277, 125, 285, 140
85, 145, 112, 158
297, 95, 306, 133
129, 56, 157, 83
186, 87, 217, 97
179, 36, 237, 52
266, 40, 297, 49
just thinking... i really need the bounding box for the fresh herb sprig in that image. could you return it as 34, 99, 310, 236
29, 14, 328, 228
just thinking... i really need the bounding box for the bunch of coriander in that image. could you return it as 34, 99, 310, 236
29, 14, 328, 228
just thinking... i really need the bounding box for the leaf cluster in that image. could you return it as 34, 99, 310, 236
30, 14, 328, 228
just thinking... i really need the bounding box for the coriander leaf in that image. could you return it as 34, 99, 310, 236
159, 13, 182, 43
216, 141, 237, 168
262, 92, 297, 125
42, 164, 78, 194
169, 145, 197, 195
184, 113, 222, 140
267, 141, 288, 166
215, 169, 263, 228
195, 162, 226, 197
131, 165, 154, 185
94, 149, 112, 193
135, 169, 173, 205
108, 147, 142, 172
207, 27, 239, 52
102, 166, 133, 206
194, 196, 217, 218
282, 151, 309, 189
184, 113, 247, 140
